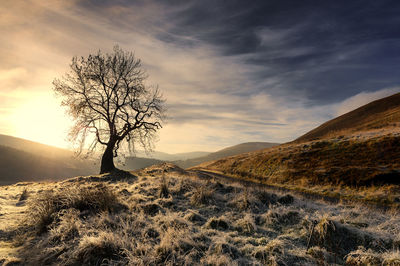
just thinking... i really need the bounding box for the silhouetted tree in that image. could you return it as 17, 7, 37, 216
54, 46, 165, 174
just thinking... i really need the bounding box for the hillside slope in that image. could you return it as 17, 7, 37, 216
176, 142, 279, 169
202, 132, 400, 186
0, 135, 97, 185
0, 134, 73, 158
296, 92, 400, 142
199, 94, 400, 203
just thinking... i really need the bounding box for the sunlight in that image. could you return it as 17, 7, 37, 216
10, 93, 73, 149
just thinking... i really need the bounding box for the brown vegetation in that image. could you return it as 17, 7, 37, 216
198, 131, 400, 207
0, 164, 399, 265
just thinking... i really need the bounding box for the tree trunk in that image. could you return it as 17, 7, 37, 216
100, 142, 116, 174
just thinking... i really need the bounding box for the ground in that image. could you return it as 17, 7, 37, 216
0, 163, 399, 265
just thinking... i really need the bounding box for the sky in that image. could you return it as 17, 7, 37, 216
0, 0, 399, 153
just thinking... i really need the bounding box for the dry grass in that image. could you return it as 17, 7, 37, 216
190, 184, 214, 206
25, 183, 123, 234
0, 164, 399, 265
199, 131, 400, 208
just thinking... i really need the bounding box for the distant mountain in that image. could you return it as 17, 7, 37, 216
296, 92, 400, 142
0, 134, 96, 185
176, 142, 279, 169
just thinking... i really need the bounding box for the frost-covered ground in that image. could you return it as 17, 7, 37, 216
0, 163, 399, 265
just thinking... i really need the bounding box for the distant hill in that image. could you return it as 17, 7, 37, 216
296, 92, 400, 142
0, 134, 74, 158
176, 142, 279, 169
121, 156, 163, 171
0, 134, 96, 185
199, 93, 400, 188
132, 150, 210, 161
122, 142, 279, 170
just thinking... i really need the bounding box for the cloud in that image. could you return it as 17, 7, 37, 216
0, 0, 399, 153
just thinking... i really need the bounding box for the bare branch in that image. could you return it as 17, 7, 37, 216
54, 46, 165, 173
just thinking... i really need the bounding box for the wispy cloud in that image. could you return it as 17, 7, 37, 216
0, 0, 399, 152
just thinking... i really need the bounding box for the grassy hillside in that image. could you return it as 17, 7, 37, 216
296, 92, 400, 142
176, 142, 279, 169
198, 93, 400, 206
1, 164, 399, 265
200, 132, 400, 190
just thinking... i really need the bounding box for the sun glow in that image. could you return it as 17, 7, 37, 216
10, 93, 74, 149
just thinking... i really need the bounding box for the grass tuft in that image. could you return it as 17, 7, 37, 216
73, 232, 125, 265
26, 184, 122, 234
159, 175, 169, 198
190, 184, 213, 206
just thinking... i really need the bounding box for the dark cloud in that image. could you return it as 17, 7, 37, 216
72, 0, 400, 104
153, 0, 400, 104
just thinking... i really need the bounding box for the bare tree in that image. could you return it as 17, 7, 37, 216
54, 46, 165, 174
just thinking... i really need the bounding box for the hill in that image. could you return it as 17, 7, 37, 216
0, 135, 96, 185
132, 150, 210, 161
175, 142, 279, 169
0, 134, 74, 158
123, 142, 278, 170
121, 156, 163, 171
198, 93, 400, 204
296, 92, 400, 142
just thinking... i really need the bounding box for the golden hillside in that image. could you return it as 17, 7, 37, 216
296, 92, 400, 142
197, 93, 400, 206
